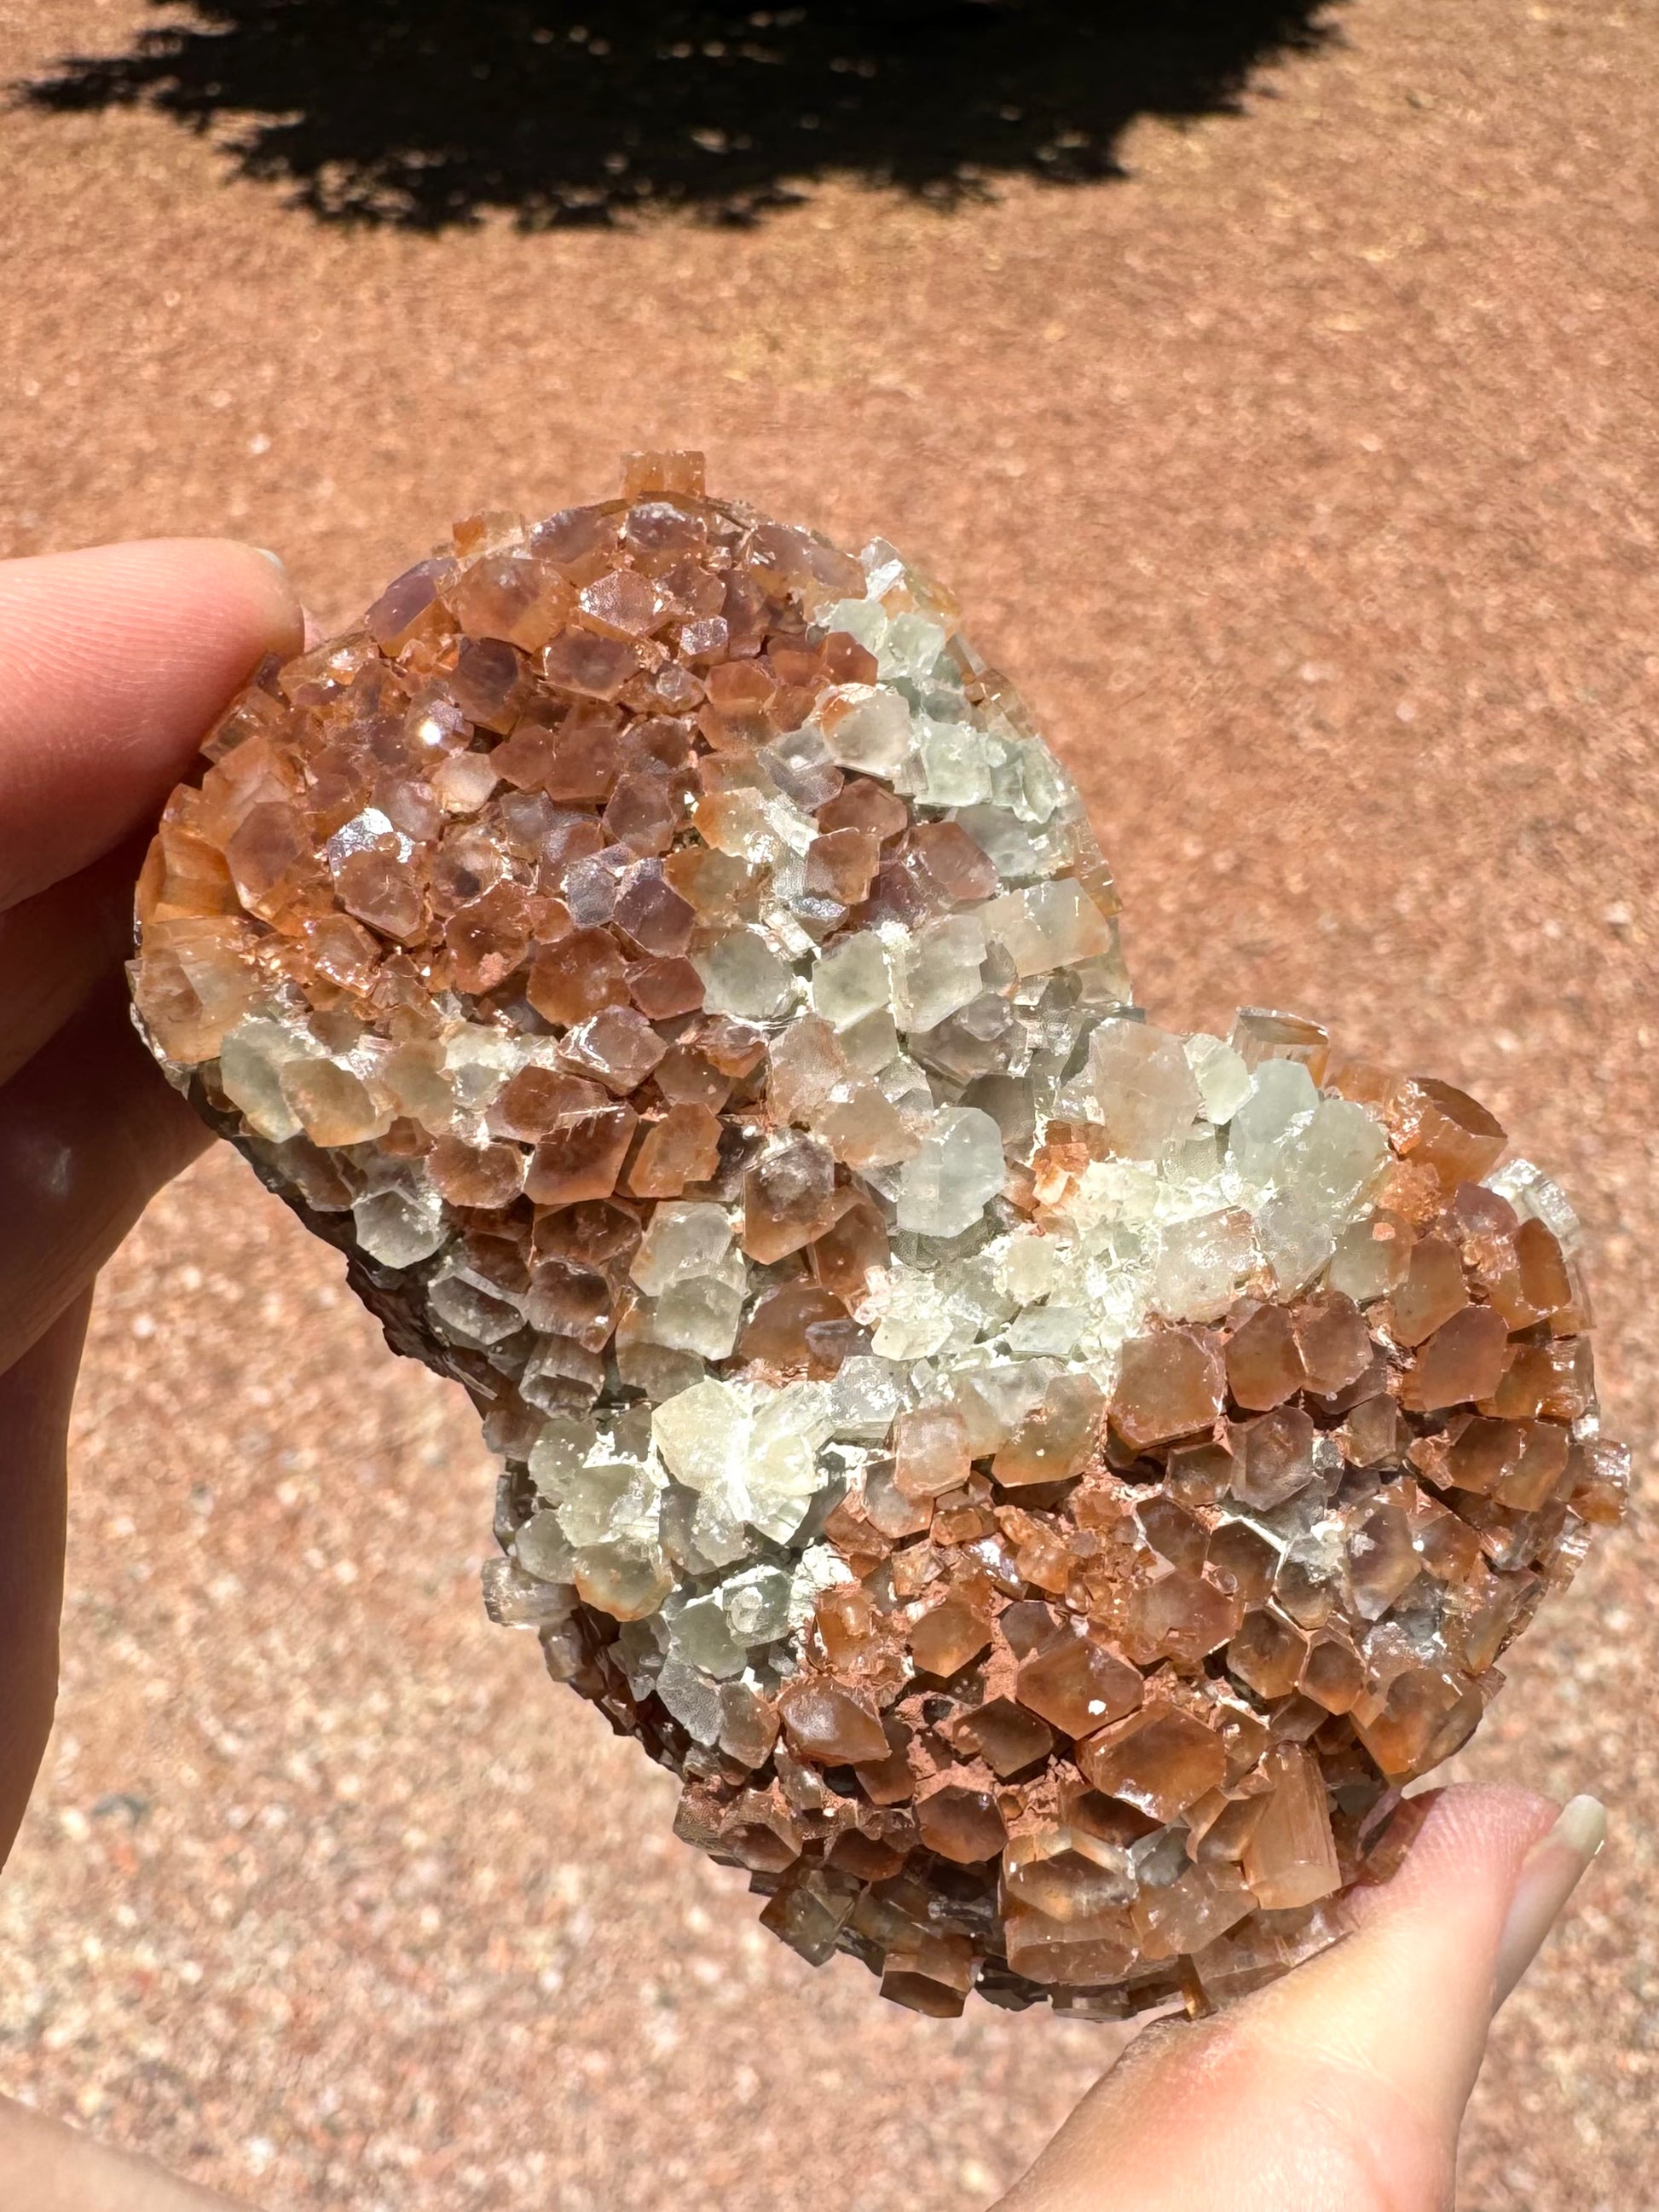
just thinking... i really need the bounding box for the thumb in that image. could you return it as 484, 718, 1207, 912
1001, 1785, 1606, 2212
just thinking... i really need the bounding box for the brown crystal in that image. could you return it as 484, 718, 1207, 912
742, 1135, 842, 1263
914, 1767, 1009, 1864
1388, 1233, 1469, 1346
1231, 1006, 1331, 1084
1232, 1406, 1319, 1510
737, 1280, 853, 1372
1240, 1745, 1343, 1911
1015, 1627, 1143, 1737
1112, 1328, 1226, 1449
1224, 1302, 1306, 1410
1403, 1077, 1508, 1193
910, 1593, 994, 1678
893, 1405, 973, 1501
1077, 1704, 1228, 1823
777, 1681, 890, 1768
1402, 1304, 1512, 1412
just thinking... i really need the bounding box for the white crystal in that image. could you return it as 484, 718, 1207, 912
350, 1182, 446, 1268
483, 1553, 576, 1626
951, 1361, 1050, 1454
916, 719, 993, 807
1255, 1193, 1338, 1296
1005, 1304, 1088, 1355
811, 932, 894, 1031
901, 914, 987, 1033
1488, 1157, 1583, 1250
951, 804, 1062, 883
1292, 1097, 1389, 1214
649, 1255, 748, 1360
894, 1106, 1006, 1239
665, 1591, 748, 1678
745, 1383, 835, 1543
218, 1016, 309, 1141
1086, 1019, 1203, 1161
529, 1415, 600, 1499
556, 1458, 664, 1551
825, 1355, 907, 1442
858, 537, 909, 599
840, 1006, 901, 1073
1327, 1217, 1400, 1304
653, 1377, 831, 1548
426, 1267, 522, 1347
695, 927, 796, 1020
443, 1024, 526, 1112
1001, 1232, 1058, 1305
655, 1654, 725, 1745
720, 1564, 795, 1645
630, 1202, 735, 1297
818, 595, 889, 652
981, 877, 1121, 979
1227, 1059, 1321, 1185
1184, 1033, 1253, 1124
882, 613, 950, 683
515, 1510, 579, 1585
1006, 738, 1066, 824
1148, 1207, 1256, 1323
818, 685, 914, 779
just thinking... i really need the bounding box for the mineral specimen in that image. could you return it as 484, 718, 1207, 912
130, 453, 1628, 2022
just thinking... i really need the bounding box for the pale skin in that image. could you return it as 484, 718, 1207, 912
0, 541, 1608, 2210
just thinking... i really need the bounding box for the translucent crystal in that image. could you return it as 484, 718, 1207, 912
894, 1107, 1005, 1239
1088, 1019, 1203, 1161
695, 927, 796, 1020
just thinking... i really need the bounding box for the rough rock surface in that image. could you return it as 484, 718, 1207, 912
130, 456, 1627, 2019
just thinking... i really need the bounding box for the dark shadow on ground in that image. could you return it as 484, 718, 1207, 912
20, 0, 1344, 230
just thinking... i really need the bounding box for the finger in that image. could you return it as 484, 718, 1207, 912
0, 1292, 90, 1867
0, 2094, 243, 2209
0, 840, 147, 1091
1003, 1786, 1603, 2212
0, 982, 207, 1376
0, 539, 302, 910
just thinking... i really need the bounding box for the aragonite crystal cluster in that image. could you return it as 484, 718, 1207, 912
130, 454, 1628, 2022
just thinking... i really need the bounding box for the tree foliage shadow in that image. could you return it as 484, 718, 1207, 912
20, 0, 1344, 231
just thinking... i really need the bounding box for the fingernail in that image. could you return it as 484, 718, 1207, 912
1492, 1794, 1606, 2012
254, 547, 288, 576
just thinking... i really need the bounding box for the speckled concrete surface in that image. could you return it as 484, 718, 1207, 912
0, 1, 1654, 2205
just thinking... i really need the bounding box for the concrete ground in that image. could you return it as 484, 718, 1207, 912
0, 1, 1654, 2204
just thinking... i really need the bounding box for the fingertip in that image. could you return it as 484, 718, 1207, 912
1344, 1782, 1560, 1934
166, 536, 305, 660
1492, 1793, 1608, 2011
1004, 1786, 1584, 2212
0, 536, 304, 906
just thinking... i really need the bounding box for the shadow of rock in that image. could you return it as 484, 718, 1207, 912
19, 0, 1343, 230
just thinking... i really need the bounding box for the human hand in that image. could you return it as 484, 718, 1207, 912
0, 544, 1606, 2211
0, 537, 301, 1867
998, 1784, 1605, 2212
